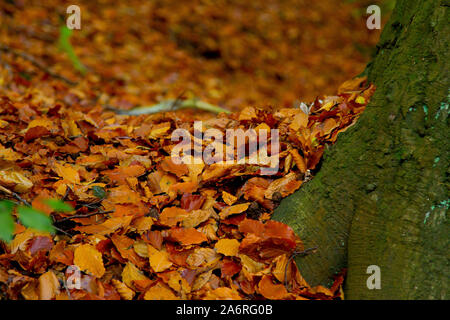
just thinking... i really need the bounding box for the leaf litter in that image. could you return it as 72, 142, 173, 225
0, 0, 377, 300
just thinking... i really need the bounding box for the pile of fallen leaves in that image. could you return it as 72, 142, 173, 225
0, 0, 380, 300
0, 74, 374, 300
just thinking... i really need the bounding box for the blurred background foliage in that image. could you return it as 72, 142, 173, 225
1, 0, 395, 111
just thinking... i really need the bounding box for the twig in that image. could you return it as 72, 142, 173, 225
0, 185, 31, 206
169, 90, 187, 110
55, 210, 114, 223
0, 44, 77, 85
106, 98, 231, 115
284, 246, 318, 291
52, 225, 72, 237
62, 186, 71, 201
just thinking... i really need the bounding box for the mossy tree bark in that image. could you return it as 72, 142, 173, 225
272, 0, 449, 299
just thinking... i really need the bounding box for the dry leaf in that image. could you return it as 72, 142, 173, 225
144, 282, 179, 300
149, 250, 173, 272
111, 279, 135, 300
74, 244, 105, 278
215, 238, 240, 257
38, 271, 60, 300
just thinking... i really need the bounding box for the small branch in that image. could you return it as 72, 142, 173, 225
0, 44, 77, 85
0, 185, 31, 207
284, 246, 318, 291
55, 210, 114, 223
53, 226, 72, 237
106, 98, 231, 115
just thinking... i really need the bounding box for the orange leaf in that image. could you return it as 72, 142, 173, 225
215, 238, 240, 256
74, 244, 105, 278
204, 287, 242, 300
219, 203, 250, 219
168, 228, 207, 246
222, 191, 237, 205
258, 275, 290, 300
160, 156, 189, 177
38, 271, 60, 300
122, 262, 149, 290
149, 249, 173, 272
159, 207, 188, 227
144, 282, 178, 300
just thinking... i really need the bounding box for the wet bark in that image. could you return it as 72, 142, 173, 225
272, 0, 449, 299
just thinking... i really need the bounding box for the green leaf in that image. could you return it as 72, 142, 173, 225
0, 200, 15, 213
44, 199, 74, 212
91, 186, 106, 199
17, 206, 54, 233
0, 200, 15, 242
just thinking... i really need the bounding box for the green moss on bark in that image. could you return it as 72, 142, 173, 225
273, 0, 449, 299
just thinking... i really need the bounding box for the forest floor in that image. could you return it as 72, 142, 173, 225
0, 0, 383, 300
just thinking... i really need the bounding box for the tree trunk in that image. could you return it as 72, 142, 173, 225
272, 0, 449, 299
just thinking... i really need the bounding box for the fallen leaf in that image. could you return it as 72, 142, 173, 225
74, 244, 105, 278
215, 238, 240, 257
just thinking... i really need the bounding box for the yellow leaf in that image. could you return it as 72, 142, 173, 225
355, 96, 366, 104
54, 162, 80, 184
27, 118, 54, 130
238, 107, 257, 121
0, 146, 21, 161
132, 216, 154, 233
74, 244, 105, 278
272, 254, 289, 283
159, 174, 177, 194
318, 101, 334, 112
192, 270, 212, 291
166, 270, 191, 295
149, 122, 171, 139
0, 120, 9, 128
149, 250, 173, 273
222, 191, 237, 206
133, 241, 149, 258
289, 112, 309, 131
239, 254, 265, 274
111, 279, 135, 300
74, 216, 133, 236
21, 282, 38, 300
289, 149, 306, 173
181, 208, 213, 228
122, 262, 149, 289
215, 238, 240, 257
204, 287, 242, 300
0, 169, 33, 193
255, 123, 270, 133
144, 282, 179, 300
